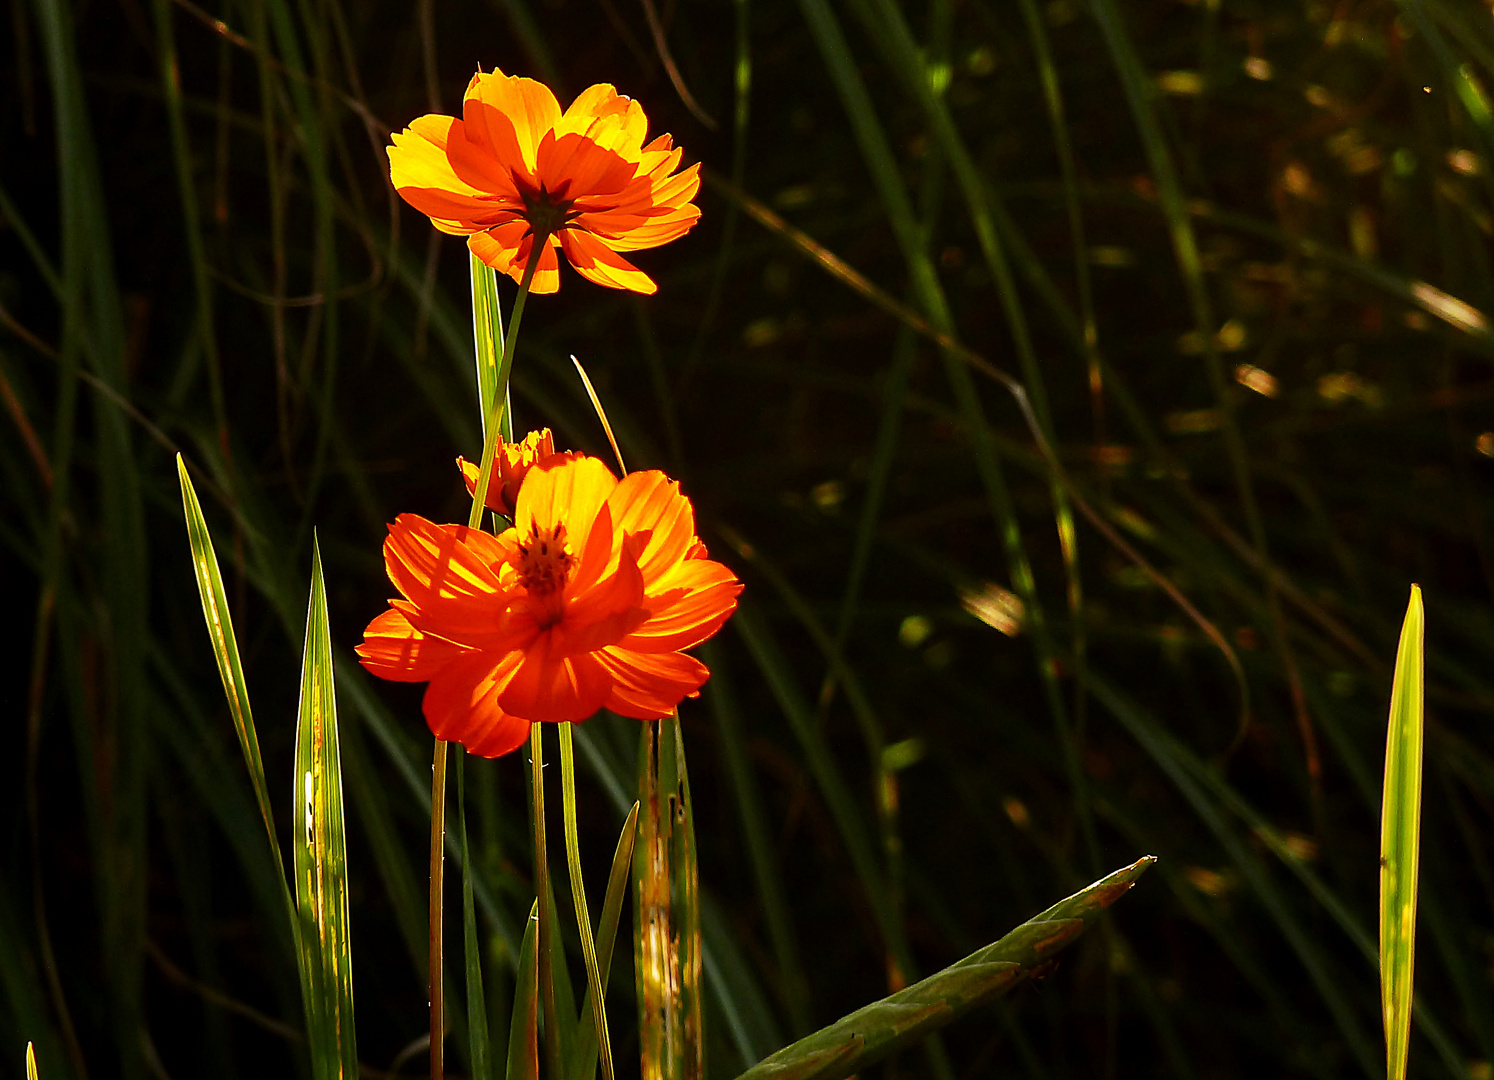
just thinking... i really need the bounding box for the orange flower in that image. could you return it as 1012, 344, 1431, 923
456, 427, 567, 518
357, 455, 741, 757
387, 68, 701, 296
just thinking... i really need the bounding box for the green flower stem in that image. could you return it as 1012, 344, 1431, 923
560, 721, 616, 1080
530, 722, 565, 1080
431, 231, 551, 1080
466, 230, 551, 530
430, 738, 448, 1080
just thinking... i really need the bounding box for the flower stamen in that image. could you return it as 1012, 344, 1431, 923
516, 521, 575, 628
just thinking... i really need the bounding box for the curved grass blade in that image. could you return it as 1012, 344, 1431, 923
558, 723, 615, 1080
731, 858, 1155, 1080
572, 802, 640, 1080
507, 902, 541, 1080
460, 754, 493, 1080
177, 454, 290, 902
293, 536, 357, 1080
1382, 586, 1425, 1080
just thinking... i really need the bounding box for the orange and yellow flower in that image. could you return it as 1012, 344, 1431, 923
456, 427, 567, 518
357, 454, 741, 757
387, 68, 701, 295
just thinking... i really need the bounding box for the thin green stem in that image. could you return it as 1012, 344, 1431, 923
560, 722, 615, 1080
430, 738, 449, 1080
467, 232, 549, 529
530, 722, 564, 1080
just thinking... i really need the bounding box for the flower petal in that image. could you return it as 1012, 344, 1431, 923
605, 470, 697, 583
496, 634, 613, 722
466, 70, 561, 180
515, 455, 618, 560
595, 647, 710, 719
383, 514, 530, 647
558, 230, 658, 294
357, 607, 467, 681
618, 558, 742, 653
422, 649, 532, 756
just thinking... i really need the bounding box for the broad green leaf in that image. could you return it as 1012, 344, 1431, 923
732, 857, 1155, 1080
634, 717, 704, 1080
571, 802, 639, 1080
293, 537, 357, 1080
461, 754, 493, 1080
507, 902, 541, 1080
1382, 585, 1425, 1080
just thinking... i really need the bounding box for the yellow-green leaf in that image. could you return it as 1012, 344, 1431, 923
1381, 584, 1424, 1080
293, 537, 358, 1080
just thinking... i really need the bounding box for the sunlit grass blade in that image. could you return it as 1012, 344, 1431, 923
572, 802, 639, 1080
471, 253, 506, 440
634, 717, 705, 1080
1382, 585, 1425, 1080
558, 722, 615, 1080
528, 724, 577, 1080
293, 536, 358, 1080
731, 858, 1154, 1080
460, 753, 493, 1080
507, 902, 541, 1080
177, 454, 284, 877
26, 1042, 38, 1080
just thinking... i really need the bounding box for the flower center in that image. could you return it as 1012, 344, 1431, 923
521, 186, 573, 236
516, 521, 575, 628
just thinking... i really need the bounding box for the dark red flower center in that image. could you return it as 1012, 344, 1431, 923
516, 521, 575, 628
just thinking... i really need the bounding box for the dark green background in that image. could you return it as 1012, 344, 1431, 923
5, 0, 1494, 1077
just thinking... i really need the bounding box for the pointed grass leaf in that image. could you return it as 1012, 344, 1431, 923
731, 858, 1155, 1080
26, 1042, 38, 1080
461, 754, 494, 1080
571, 802, 640, 1080
634, 718, 705, 1080
176, 454, 283, 881
470, 253, 505, 440
507, 902, 541, 1080
558, 722, 615, 1080
293, 537, 358, 1080
1382, 586, 1425, 1080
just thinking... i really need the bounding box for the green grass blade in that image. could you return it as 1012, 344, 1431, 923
528, 724, 577, 1080
470, 253, 506, 441
1382, 586, 1425, 1080
702, 643, 811, 1037
507, 901, 541, 1080
460, 753, 494, 1080
558, 722, 615, 1080
572, 802, 639, 1080
731, 858, 1154, 1080
634, 717, 705, 1080
293, 536, 358, 1080
177, 454, 284, 881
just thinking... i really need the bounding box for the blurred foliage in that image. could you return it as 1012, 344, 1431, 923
7, 0, 1494, 1078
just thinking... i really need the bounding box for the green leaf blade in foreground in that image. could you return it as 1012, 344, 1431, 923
293, 537, 358, 1080
731, 856, 1156, 1080
176, 454, 281, 873
470, 252, 505, 440
1382, 585, 1425, 1080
